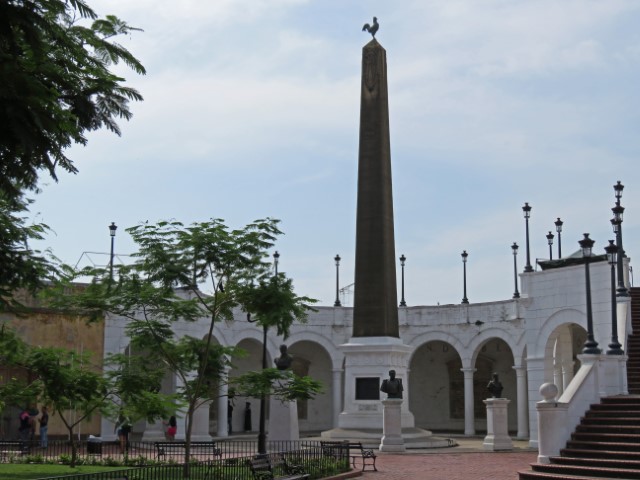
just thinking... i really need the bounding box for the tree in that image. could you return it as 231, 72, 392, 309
0, 325, 113, 467
49, 218, 320, 476
0, 0, 146, 201
0, 190, 57, 311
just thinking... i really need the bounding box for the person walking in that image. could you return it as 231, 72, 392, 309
164, 415, 177, 441
39, 406, 49, 448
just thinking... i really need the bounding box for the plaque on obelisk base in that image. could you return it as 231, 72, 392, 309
379, 399, 405, 452
483, 398, 513, 451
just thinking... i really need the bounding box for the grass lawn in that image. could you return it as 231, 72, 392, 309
0, 464, 127, 480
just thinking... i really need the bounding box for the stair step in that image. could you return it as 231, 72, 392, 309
519, 469, 614, 480
572, 432, 640, 443
590, 403, 640, 410
580, 417, 640, 426
561, 447, 640, 461
531, 462, 640, 479
550, 455, 640, 470
565, 439, 640, 451
586, 410, 640, 418
576, 425, 640, 434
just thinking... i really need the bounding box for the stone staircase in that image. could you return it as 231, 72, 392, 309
627, 287, 640, 394
519, 396, 640, 479
519, 289, 640, 479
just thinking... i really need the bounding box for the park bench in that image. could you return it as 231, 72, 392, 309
154, 441, 221, 460
0, 441, 28, 461
320, 441, 377, 472
248, 453, 309, 480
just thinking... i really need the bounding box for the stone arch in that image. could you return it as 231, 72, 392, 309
408, 339, 464, 431
288, 340, 334, 432
226, 337, 272, 434
408, 331, 465, 365
285, 331, 344, 370
533, 308, 585, 357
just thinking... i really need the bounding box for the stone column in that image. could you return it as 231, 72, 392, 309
483, 398, 512, 451
217, 366, 230, 437
332, 369, 343, 428
526, 356, 546, 449
461, 367, 476, 435
513, 365, 529, 439
190, 400, 213, 441
379, 399, 405, 452
553, 360, 563, 394
561, 359, 575, 392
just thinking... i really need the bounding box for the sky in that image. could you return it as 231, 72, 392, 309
30, 0, 640, 307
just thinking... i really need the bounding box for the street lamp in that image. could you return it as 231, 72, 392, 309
579, 234, 601, 355
511, 243, 520, 299
461, 250, 469, 304
522, 203, 533, 272
604, 240, 623, 355
334, 254, 342, 307
554, 218, 563, 258
546, 231, 554, 261
614, 180, 624, 202
611, 200, 628, 297
399, 254, 407, 307
108, 222, 117, 285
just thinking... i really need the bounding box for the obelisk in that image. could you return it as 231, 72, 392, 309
323, 34, 421, 442
353, 38, 399, 338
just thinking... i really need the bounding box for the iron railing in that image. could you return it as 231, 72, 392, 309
32, 445, 350, 480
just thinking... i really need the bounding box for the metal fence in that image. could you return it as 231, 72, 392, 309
0, 438, 328, 463
31, 445, 350, 480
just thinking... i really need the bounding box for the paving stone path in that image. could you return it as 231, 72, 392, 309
359, 450, 537, 480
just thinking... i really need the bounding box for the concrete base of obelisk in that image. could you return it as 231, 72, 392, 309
379, 399, 405, 452
268, 396, 299, 442
483, 398, 513, 451
322, 337, 449, 448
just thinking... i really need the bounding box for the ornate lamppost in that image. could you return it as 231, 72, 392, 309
512, 242, 520, 299
579, 234, 601, 354
611, 194, 628, 297
334, 254, 342, 307
604, 240, 623, 355
546, 231, 554, 261
523, 203, 533, 272
399, 254, 407, 307
554, 218, 563, 258
461, 250, 469, 304
108, 222, 117, 285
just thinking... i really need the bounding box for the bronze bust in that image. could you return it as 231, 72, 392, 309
274, 344, 293, 371
487, 372, 504, 398
380, 369, 403, 399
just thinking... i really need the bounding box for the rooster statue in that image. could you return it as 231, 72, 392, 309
362, 17, 379, 38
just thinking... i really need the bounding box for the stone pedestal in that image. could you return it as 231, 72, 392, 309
483, 398, 512, 451
337, 337, 414, 431
186, 399, 213, 441
268, 396, 299, 442
141, 421, 165, 441
379, 399, 405, 452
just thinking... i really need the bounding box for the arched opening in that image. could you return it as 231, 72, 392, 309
473, 338, 516, 431
544, 323, 587, 394
409, 340, 463, 431
288, 340, 333, 432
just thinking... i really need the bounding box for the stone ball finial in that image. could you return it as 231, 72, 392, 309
539, 383, 558, 402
